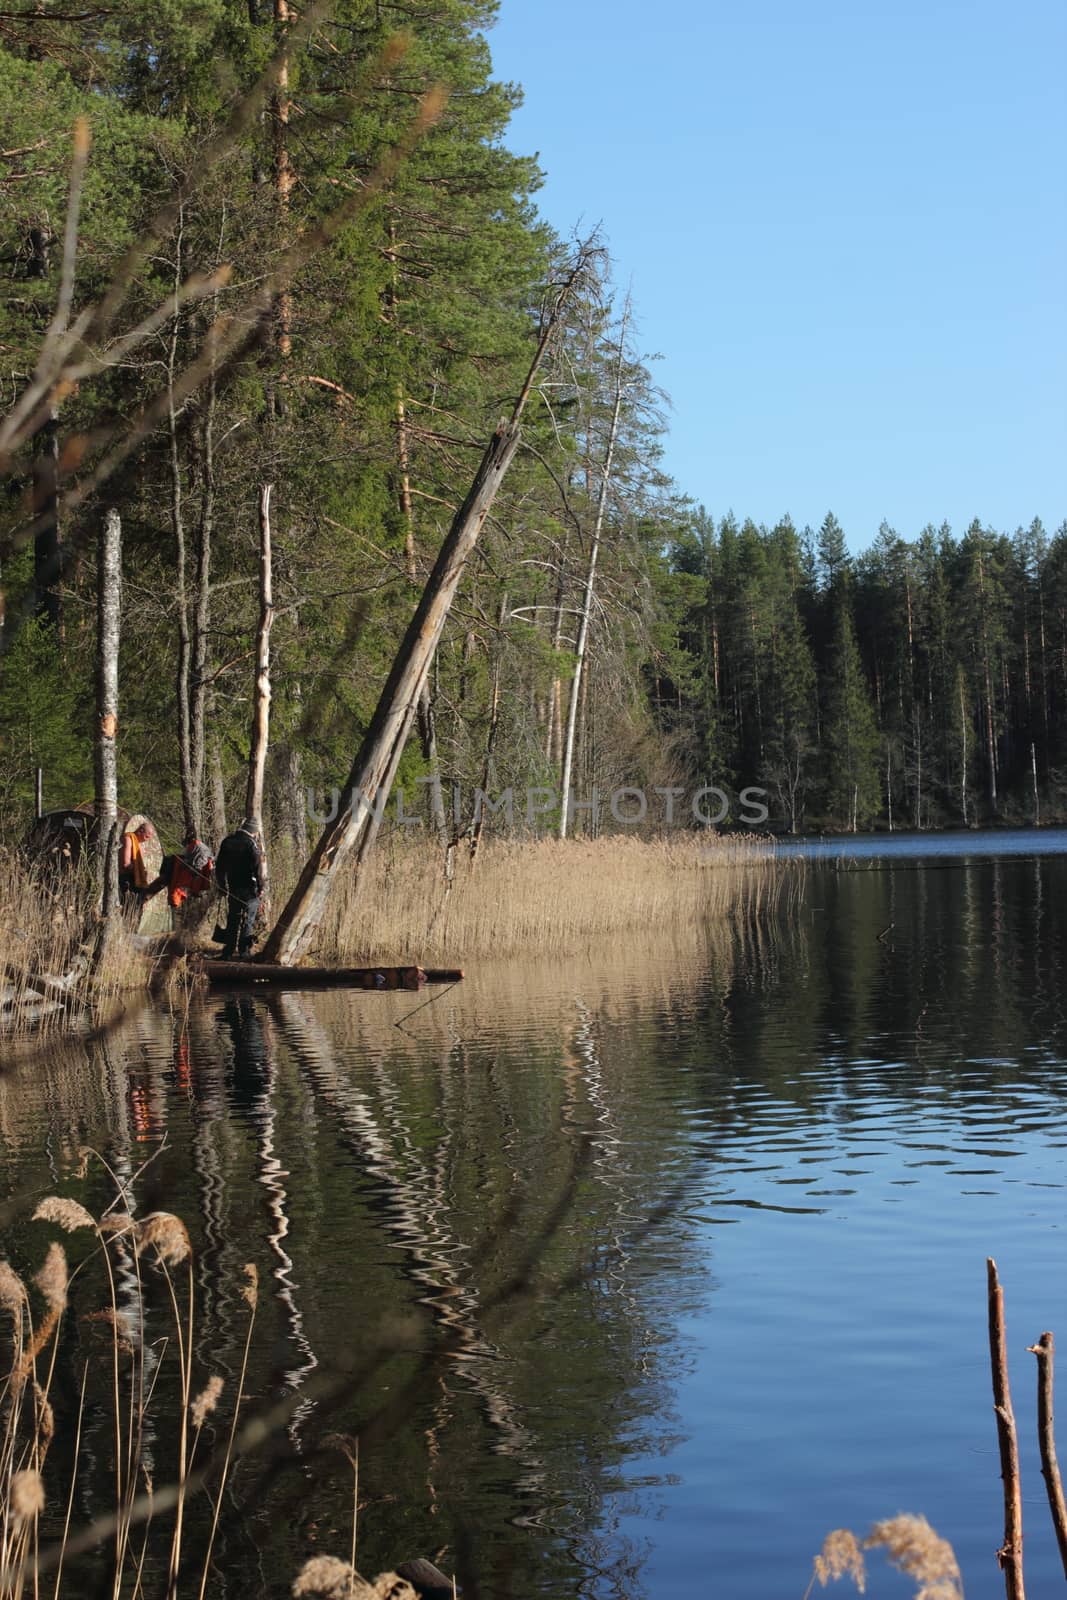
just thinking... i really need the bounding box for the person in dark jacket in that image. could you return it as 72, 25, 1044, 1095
214, 817, 264, 959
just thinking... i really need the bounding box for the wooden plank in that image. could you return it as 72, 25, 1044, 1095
199, 959, 463, 990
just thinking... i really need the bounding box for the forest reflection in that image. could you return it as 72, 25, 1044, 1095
1, 853, 1065, 1597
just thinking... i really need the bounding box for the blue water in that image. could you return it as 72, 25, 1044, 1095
1, 837, 1065, 1598
774, 823, 1067, 860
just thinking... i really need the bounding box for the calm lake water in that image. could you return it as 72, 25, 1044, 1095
3, 829, 1067, 1598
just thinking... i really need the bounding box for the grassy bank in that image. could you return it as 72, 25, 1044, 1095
0, 833, 783, 1035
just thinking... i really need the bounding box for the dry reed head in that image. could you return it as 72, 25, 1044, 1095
190, 1374, 223, 1428
34, 1241, 68, 1314
813, 1528, 866, 1591
98, 1211, 136, 1238
136, 1212, 192, 1266
369, 1578, 417, 1600
0, 1260, 27, 1317
241, 1262, 259, 1309
8, 1468, 44, 1527
291, 1564, 416, 1600
33, 1195, 95, 1232
80, 1305, 135, 1355
291, 1556, 359, 1598
864, 1515, 962, 1600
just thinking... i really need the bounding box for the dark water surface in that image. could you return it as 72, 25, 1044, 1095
3, 834, 1067, 1597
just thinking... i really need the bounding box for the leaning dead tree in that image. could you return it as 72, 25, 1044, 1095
262, 246, 597, 965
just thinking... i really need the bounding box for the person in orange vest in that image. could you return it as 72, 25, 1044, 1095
164, 832, 215, 910
119, 820, 156, 905
148, 831, 215, 916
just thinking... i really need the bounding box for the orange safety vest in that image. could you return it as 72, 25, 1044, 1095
124, 831, 150, 889
168, 846, 214, 909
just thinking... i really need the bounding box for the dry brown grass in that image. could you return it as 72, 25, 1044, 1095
807, 1514, 964, 1599
0, 849, 154, 1037
313, 831, 782, 965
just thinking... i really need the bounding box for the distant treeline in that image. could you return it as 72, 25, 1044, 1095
0, 6, 1061, 843
658, 510, 1067, 831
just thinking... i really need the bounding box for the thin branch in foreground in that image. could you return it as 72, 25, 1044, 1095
987, 1258, 1026, 1600
1027, 1331, 1067, 1578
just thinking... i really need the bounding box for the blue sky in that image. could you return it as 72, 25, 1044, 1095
488, 0, 1066, 551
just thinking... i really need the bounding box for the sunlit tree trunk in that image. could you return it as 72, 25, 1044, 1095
95, 509, 122, 917
559, 303, 628, 839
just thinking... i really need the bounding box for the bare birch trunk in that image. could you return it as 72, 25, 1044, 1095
559, 304, 628, 839
245, 485, 275, 826
262, 248, 593, 964
94, 508, 122, 917
209, 736, 228, 846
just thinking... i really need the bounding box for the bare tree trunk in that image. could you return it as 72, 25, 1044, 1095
559, 302, 628, 839
167, 214, 199, 835
272, 0, 294, 367
959, 669, 969, 826
209, 736, 228, 846
544, 551, 567, 765
396, 383, 447, 844
245, 484, 275, 828
32, 409, 62, 631
262, 248, 594, 964
95, 509, 122, 917
189, 355, 216, 818
470, 593, 507, 863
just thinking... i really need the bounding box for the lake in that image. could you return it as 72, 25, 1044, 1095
2, 828, 1066, 1598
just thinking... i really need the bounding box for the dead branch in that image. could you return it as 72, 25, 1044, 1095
988, 1258, 1026, 1600
1027, 1331, 1067, 1577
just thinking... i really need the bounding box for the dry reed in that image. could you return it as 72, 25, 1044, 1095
315, 832, 781, 965
807, 1514, 963, 1599
0, 849, 153, 1038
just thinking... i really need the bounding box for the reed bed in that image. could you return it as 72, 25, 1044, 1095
0, 1181, 426, 1599
0, 850, 153, 1036
319, 831, 782, 965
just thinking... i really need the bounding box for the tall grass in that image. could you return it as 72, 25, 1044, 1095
0, 850, 153, 1036
0, 1182, 425, 1599
1, 832, 786, 1032
315, 832, 782, 965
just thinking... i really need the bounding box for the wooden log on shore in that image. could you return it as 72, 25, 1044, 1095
199, 959, 463, 990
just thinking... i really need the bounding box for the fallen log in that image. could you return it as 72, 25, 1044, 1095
198, 959, 462, 991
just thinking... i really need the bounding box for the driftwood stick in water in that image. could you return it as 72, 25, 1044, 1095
988, 1257, 1026, 1599
1028, 1331, 1067, 1577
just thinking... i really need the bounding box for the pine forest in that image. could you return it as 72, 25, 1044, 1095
1, 1, 1064, 850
